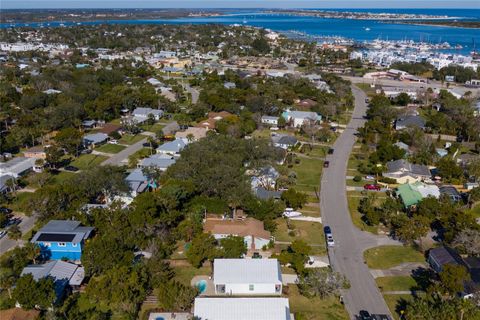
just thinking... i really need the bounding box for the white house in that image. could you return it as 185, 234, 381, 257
132, 107, 164, 121
156, 139, 186, 156
213, 258, 282, 295
0, 157, 36, 178
282, 110, 321, 128
194, 297, 292, 320
261, 115, 279, 126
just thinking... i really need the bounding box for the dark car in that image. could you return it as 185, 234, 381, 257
323, 226, 332, 235
323, 161, 330, 168
328, 148, 334, 155
0, 207, 12, 214
372, 315, 392, 320
252, 252, 262, 259
365, 98, 370, 103
359, 310, 372, 320
64, 165, 79, 172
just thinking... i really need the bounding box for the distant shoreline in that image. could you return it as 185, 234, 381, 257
391, 21, 480, 29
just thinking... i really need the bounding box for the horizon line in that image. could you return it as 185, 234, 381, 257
3, 7, 480, 10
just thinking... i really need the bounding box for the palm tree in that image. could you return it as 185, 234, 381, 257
0, 271, 15, 299
24, 243, 40, 264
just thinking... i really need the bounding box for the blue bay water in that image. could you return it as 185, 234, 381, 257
1, 8, 479, 54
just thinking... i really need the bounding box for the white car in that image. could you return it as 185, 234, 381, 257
283, 208, 302, 218
327, 234, 335, 247
109, 139, 118, 144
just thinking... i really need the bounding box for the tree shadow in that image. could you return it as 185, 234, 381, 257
411, 266, 435, 292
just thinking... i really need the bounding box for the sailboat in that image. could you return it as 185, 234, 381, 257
243, 17, 247, 24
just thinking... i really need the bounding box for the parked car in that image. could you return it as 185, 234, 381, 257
359, 310, 372, 320
6, 217, 21, 227
64, 165, 79, 172
109, 139, 118, 144
252, 252, 262, 259
323, 161, 330, 168
81, 149, 92, 154
324, 225, 332, 235
0, 207, 12, 215
0, 230, 7, 239
328, 148, 334, 155
327, 234, 335, 247
364, 184, 381, 191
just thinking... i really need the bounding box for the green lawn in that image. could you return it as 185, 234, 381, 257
347, 192, 378, 234
288, 284, 349, 320
467, 203, 480, 219
119, 134, 146, 145
50, 171, 76, 184
95, 143, 126, 154
303, 145, 329, 158
383, 294, 414, 320
173, 265, 212, 287
364, 246, 425, 269
70, 154, 108, 170
7, 192, 32, 212
376, 276, 417, 292
291, 157, 323, 189
273, 218, 326, 255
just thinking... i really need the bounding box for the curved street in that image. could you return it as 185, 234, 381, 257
320, 86, 401, 319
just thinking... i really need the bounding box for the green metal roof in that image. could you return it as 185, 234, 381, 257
397, 183, 423, 207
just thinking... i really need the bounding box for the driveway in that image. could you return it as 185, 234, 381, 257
320, 86, 401, 319
101, 137, 148, 166
0, 213, 37, 255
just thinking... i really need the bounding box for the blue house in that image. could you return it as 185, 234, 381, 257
31, 220, 94, 261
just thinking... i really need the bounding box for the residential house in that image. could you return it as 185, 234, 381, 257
204, 216, 272, 251
395, 115, 426, 130
213, 258, 282, 295
156, 139, 186, 156
393, 141, 410, 156
465, 182, 479, 190
428, 247, 480, 298
175, 127, 208, 142
456, 153, 479, 168
132, 107, 164, 123
251, 166, 280, 190
436, 148, 448, 158
82, 133, 108, 148
224, 82, 236, 89
0, 308, 40, 320
20, 260, 85, 302
396, 182, 440, 208
23, 146, 47, 160
282, 110, 321, 128
98, 123, 122, 135
139, 154, 176, 172
439, 185, 462, 202
125, 168, 154, 196
196, 111, 233, 130
261, 115, 279, 126
384, 159, 431, 184
81, 119, 97, 129
0, 157, 36, 178
0, 174, 15, 194
254, 186, 283, 200
194, 297, 292, 320
31, 220, 94, 261
271, 134, 298, 150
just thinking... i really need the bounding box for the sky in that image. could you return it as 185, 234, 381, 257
3, 0, 480, 9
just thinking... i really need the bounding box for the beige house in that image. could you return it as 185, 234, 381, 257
175, 127, 208, 142
23, 146, 47, 160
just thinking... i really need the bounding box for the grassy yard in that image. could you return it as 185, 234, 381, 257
376, 276, 417, 292
273, 218, 326, 255
70, 154, 108, 170
7, 192, 32, 212
383, 294, 414, 320
95, 143, 126, 154
119, 134, 146, 145
288, 284, 349, 320
50, 171, 76, 184
347, 192, 378, 234
173, 265, 212, 287
364, 246, 425, 269
291, 157, 323, 190
467, 203, 480, 219
303, 145, 329, 158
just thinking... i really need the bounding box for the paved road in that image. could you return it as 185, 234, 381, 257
0, 214, 36, 255
101, 138, 148, 166
320, 86, 401, 319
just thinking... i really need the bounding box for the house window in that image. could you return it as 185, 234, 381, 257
249, 284, 254, 291
72, 243, 78, 247
58, 242, 66, 247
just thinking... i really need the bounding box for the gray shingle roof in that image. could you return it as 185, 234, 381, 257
395, 115, 426, 129
31, 220, 93, 244
386, 159, 431, 177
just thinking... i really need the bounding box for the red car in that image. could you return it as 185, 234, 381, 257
364, 184, 381, 191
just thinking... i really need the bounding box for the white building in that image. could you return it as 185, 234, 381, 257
0, 157, 36, 178
282, 111, 321, 128
261, 115, 279, 126
194, 297, 292, 320
213, 258, 282, 295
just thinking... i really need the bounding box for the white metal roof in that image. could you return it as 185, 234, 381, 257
214, 258, 282, 284
194, 298, 291, 320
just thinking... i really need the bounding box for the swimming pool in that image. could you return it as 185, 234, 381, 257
195, 279, 207, 293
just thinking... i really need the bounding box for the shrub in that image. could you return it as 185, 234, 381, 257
353, 175, 362, 182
